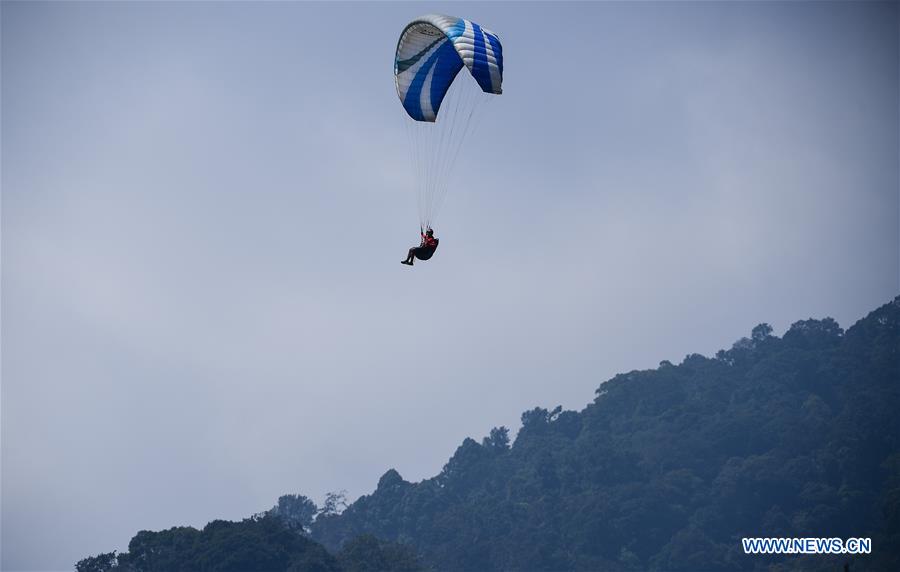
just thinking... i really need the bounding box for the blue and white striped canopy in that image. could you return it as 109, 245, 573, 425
394, 14, 503, 122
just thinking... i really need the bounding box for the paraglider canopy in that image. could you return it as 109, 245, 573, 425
395, 14, 503, 122
395, 14, 504, 231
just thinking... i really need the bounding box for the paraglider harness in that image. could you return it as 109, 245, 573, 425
402, 227, 439, 266
416, 228, 438, 260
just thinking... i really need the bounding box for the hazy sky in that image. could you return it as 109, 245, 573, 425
2, 1, 897, 570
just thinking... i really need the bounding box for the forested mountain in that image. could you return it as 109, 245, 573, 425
75, 513, 422, 572
78, 297, 900, 571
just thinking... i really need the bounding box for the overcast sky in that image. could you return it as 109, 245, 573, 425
2, 2, 898, 570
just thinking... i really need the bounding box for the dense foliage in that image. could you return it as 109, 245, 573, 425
311, 298, 900, 571
75, 514, 340, 572
75, 512, 422, 572
79, 297, 900, 571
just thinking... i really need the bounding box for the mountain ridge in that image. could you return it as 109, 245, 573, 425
310, 297, 899, 571
78, 297, 900, 571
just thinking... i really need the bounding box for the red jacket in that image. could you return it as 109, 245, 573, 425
421, 233, 437, 248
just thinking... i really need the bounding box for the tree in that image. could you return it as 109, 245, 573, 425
320, 490, 349, 517
783, 317, 843, 348
482, 426, 510, 451
270, 494, 318, 533
75, 552, 118, 572
337, 535, 423, 572
752, 323, 774, 342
